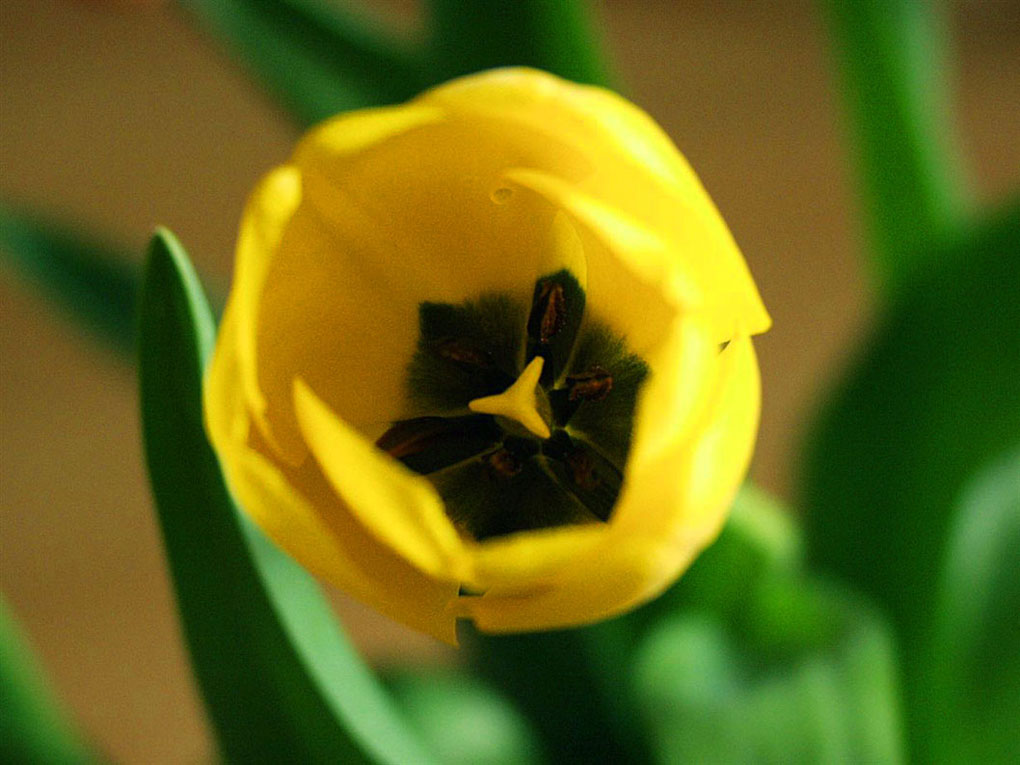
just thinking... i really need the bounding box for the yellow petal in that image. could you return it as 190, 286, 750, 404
614, 333, 760, 541
293, 378, 469, 583
228, 443, 461, 645
462, 535, 689, 632
421, 67, 686, 190
294, 105, 585, 313
206, 310, 461, 643
464, 523, 609, 591
251, 198, 420, 452
422, 68, 771, 338
627, 314, 722, 469
672, 335, 761, 536
505, 166, 767, 343
228, 165, 305, 462
294, 103, 447, 170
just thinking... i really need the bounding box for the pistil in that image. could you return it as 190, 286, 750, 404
468, 356, 552, 439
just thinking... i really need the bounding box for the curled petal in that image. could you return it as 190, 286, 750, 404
206, 310, 461, 643
293, 379, 470, 584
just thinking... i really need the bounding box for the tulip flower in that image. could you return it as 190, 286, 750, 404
204, 68, 770, 643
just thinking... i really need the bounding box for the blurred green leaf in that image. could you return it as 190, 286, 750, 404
386, 668, 546, 765
0, 597, 98, 765
800, 199, 1020, 757
0, 203, 138, 354
927, 446, 1020, 763
464, 619, 652, 765
643, 484, 802, 625
633, 578, 903, 765
464, 486, 799, 765
176, 0, 424, 126
425, 0, 611, 86
820, 0, 970, 287
139, 228, 435, 764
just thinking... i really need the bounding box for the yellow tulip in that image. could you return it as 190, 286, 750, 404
204, 68, 770, 644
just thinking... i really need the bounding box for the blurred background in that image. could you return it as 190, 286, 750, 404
1, 0, 1017, 761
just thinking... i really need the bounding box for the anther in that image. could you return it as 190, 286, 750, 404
436, 338, 491, 368
537, 281, 566, 344
566, 365, 613, 402
566, 450, 600, 491
485, 448, 522, 479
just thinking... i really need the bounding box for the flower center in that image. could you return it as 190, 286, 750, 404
377, 270, 648, 540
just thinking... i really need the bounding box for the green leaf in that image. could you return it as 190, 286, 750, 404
176, 0, 425, 126
0, 597, 97, 764
633, 488, 902, 763
386, 668, 546, 765
632, 579, 904, 765
464, 486, 796, 765
819, 0, 970, 287
800, 199, 1020, 757
926, 446, 1020, 763
464, 619, 653, 765
0, 203, 138, 354
138, 228, 435, 764
642, 484, 802, 624
425, 0, 612, 87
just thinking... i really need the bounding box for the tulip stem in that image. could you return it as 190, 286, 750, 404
819, 0, 971, 290
424, 0, 613, 87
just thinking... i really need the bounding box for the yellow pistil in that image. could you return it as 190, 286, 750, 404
468, 356, 552, 439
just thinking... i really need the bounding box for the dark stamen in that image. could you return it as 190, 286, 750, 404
436, 338, 493, 368
541, 432, 622, 522
402, 285, 647, 539
377, 415, 501, 475
485, 448, 523, 479
536, 281, 566, 344
525, 270, 586, 386
566, 450, 599, 490
567, 365, 613, 402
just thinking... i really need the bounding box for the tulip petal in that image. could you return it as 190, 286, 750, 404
253, 178, 600, 445
207, 310, 460, 643
293, 100, 590, 309
422, 68, 686, 191
462, 535, 686, 632
464, 524, 609, 591
226, 441, 460, 644
505, 166, 766, 343
230, 165, 306, 463
293, 378, 469, 584
252, 198, 420, 452
423, 68, 771, 339
294, 104, 447, 167
627, 315, 722, 469
615, 334, 761, 540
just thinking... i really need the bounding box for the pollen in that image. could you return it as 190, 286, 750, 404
537, 281, 566, 344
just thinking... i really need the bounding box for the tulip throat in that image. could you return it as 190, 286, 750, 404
377, 270, 648, 541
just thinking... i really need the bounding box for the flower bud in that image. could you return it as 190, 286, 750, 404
205, 68, 770, 643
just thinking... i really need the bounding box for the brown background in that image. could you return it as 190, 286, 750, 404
1, 0, 1017, 761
